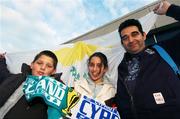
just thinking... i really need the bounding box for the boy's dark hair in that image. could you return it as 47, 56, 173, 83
33, 50, 58, 69
88, 52, 108, 68
118, 19, 144, 38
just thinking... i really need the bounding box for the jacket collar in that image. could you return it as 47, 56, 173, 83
124, 46, 155, 62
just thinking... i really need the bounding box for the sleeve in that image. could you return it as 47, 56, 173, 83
0, 74, 22, 107
0, 58, 12, 84
159, 34, 180, 67
105, 97, 117, 107
166, 4, 180, 21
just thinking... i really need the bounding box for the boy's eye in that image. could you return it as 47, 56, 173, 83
37, 61, 43, 65
36, 61, 53, 68
46, 64, 53, 68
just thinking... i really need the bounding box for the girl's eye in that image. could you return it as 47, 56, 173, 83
89, 63, 94, 67
97, 64, 102, 68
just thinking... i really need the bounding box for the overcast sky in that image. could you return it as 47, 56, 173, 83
0, 0, 158, 53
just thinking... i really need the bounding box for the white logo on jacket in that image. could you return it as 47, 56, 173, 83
153, 92, 165, 104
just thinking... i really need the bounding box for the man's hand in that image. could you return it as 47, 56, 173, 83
153, 0, 171, 15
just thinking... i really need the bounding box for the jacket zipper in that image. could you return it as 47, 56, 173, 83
123, 81, 138, 119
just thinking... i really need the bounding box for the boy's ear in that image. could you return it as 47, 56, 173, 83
52, 69, 56, 75
30, 62, 33, 69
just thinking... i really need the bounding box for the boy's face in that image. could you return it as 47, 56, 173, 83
31, 55, 56, 76
120, 26, 146, 54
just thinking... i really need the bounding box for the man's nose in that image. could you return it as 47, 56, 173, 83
128, 36, 134, 42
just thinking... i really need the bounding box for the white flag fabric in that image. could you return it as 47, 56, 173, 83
5, 12, 157, 87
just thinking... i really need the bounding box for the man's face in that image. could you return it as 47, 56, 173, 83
120, 26, 146, 54
31, 55, 56, 76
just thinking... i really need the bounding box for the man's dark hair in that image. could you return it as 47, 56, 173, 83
118, 19, 144, 38
33, 50, 58, 69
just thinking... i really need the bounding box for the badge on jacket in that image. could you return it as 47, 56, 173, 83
153, 92, 165, 104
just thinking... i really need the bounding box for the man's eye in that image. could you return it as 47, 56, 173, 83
131, 32, 139, 37
121, 36, 128, 41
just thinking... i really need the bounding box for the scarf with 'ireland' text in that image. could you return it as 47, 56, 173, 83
23, 75, 80, 119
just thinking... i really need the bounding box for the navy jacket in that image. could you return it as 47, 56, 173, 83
0, 58, 11, 84
162, 4, 180, 67
0, 58, 63, 119
0, 60, 48, 119
116, 46, 180, 119
166, 4, 180, 21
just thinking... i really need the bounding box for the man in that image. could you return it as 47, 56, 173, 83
115, 18, 180, 119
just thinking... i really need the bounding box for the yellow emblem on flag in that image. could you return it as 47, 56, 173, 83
54, 41, 98, 66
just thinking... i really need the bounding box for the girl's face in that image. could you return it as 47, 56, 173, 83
31, 55, 56, 76
88, 56, 107, 83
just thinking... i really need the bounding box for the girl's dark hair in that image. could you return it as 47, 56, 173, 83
88, 52, 108, 68
33, 50, 58, 69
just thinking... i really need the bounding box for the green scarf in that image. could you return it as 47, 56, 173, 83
23, 75, 80, 119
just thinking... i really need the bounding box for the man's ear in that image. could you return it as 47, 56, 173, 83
143, 32, 147, 41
